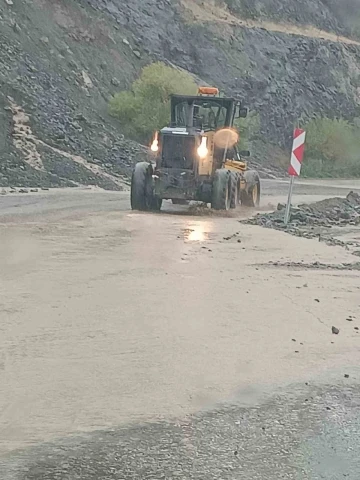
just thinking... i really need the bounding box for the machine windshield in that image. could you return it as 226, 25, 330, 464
174, 99, 230, 130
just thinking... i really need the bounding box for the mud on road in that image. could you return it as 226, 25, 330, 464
1, 179, 360, 478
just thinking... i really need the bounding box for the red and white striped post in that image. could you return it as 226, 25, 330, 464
284, 128, 306, 225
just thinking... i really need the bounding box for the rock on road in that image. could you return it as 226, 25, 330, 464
1, 179, 360, 479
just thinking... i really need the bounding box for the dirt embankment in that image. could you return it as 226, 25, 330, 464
181, 0, 360, 45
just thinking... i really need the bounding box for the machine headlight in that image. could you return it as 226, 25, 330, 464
151, 132, 159, 152
197, 136, 208, 159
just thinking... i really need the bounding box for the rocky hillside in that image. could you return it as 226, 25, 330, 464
1, 0, 360, 188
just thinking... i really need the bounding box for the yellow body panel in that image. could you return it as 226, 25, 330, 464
224, 160, 247, 191
224, 159, 247, 173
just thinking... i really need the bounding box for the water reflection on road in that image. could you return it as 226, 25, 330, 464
183, 222, 211, 242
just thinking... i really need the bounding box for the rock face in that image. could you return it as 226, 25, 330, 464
0, 0, 148, 189
1, 0, 360, 188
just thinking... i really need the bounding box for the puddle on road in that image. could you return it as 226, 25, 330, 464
182, 227, 209, 242
182, 222, 213, 242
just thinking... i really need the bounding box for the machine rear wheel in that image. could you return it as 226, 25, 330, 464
230, 172, 239, 209
241, 170, 261, 207
211, 169, 231, 210
131, 162, 159, 211
150, 196, 162, 211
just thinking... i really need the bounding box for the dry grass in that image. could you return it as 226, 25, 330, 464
180, 0, 360, 45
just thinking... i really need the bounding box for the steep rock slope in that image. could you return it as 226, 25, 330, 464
0, 0, 149, 189
1, 0, 360, 188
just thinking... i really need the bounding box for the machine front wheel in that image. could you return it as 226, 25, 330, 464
230, 172, 239, 209
131, 162, 157, 211
211, 169, 231, 210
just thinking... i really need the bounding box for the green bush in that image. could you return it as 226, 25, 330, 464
302, 117, 360, 177
109, 62, 197, 144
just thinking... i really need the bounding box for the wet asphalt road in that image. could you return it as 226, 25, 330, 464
1, 179, 360, 479
0, 178, 360, 222
1, 385, 360, 479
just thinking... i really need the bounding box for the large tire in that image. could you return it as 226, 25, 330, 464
241, 170, 261, 207
230, 172, 239, 209
131, 162, 161, 211
237, 175, 242, 205
211, 169, 231, 210
131, 162, 150, 211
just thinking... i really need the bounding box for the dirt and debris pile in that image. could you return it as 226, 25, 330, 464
294, 191, 360, 226
245, 191, 360, 229
243, 192, 360, 250
267, 260, 360, 271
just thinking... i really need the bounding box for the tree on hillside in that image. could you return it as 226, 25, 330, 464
109, 62, 197, 145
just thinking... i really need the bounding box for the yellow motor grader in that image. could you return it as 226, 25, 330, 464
131, 87, 260, 211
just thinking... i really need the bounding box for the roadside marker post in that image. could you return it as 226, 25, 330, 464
284, 128, 306, 225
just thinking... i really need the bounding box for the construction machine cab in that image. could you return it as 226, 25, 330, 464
170, 93, 237, 131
